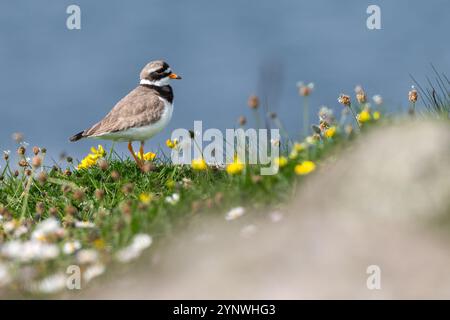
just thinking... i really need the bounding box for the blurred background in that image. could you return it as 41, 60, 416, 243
0, 0, 449, 160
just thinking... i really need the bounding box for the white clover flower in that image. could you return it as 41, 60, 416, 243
0, 264, 11, 287
225, 207, 245, 221
20, 141, 29, 148
1, 240, 59, 262
165, 193, 180, 205
74, 220, 96, 228
3, 150, 11, 155
76, 249, 99, 265
83, 263, 105, 283
63, 241, 81, 255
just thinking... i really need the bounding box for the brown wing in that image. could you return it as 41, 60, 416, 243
84, 86, 165, 137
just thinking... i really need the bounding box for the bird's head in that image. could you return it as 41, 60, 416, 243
139, 60, 181, 86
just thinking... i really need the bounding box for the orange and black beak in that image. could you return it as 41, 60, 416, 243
169, 72, 182, 80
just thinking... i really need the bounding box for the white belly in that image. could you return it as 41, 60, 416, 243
94, 99, 173, 142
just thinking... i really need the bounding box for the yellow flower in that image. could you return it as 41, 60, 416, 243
295, 161, 316, 176
275, 156, 288, 168
293, 142, 305, 152
226, 162, 244, 175
90, 145, 106, 157
77, 147, 105, 170
139, 193, 153, 204
373, 111, 381, 120
324, 126, 336, 138
191, 158, 207, 171
166, 138, 178, 149
136, 152, 156, 161
93, 239, 106, 250
357, 110, 371, 123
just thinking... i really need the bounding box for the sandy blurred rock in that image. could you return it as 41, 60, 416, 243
77, 121, 450, 299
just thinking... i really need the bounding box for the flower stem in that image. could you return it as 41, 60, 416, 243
348, 104, 361, 129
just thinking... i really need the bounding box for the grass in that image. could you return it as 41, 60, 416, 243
1, 80, 441, 295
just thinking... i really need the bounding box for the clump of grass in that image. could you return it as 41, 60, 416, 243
410, 65, 450, 117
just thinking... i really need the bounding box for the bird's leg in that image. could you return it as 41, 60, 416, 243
139, 141, 145, 161
128, 141, 142, 168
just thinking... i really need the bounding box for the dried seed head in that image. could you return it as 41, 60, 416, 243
41, 148, 47, 154
355, 86, 367, 104
247, 95, 259, 109
37, 171, 48, 184
98, 159, 108, 171
238, 116, 247, 126
251, 175, 263, 184
338, 94, 351, 106
73, 189, 85, 201
3, 152, 9, 161
64, 169, 72, 177
110, 170, 120, 181
17, 146, 26, 156
95, 189, 105, 200
24, 169, 32, 176
49, 207, 58, 217
62, 184, 72, 194
12, 132, 24, 143
66, 156, 73, 164
31, 156, 42, 168
64, 205, 77, 216
13, 170, 19, 177
32, 146, 40, 155
408, 86, 418, 103
120, 201, 132, 215
121, 183, 134, 194
18, 159, 28, 167
142, 162, 155, 173
35, 202, 45, 215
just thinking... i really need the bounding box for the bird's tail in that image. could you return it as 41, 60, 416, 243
69, 131, 85, 142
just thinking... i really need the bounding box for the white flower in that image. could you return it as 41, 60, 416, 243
32, 218, 64, 241
131, 234, 152, 251
74, 220, 96, 228
76, 249, 98, 265
1, 240, 59, 262
36, 273, 66, 294
225, 207, 245, 221
20, 141, 29, 147
83, 263, 105, 283
3, 220, 18, 233
13, 225, 28, 238
165, 193, 180, 205
372, 94, 383, 105
240, 224, 257, 238
0, 264, 11, 287
116, 234, 152, 263
318, 106, 334, 123
3, 150, 11, 155
63, 241, 81, 255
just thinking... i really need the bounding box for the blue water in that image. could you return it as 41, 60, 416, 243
0, 0, 449, 161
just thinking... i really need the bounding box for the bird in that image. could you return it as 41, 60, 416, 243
69, 60, 181, 170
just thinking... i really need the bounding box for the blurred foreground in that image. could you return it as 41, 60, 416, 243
70, 121, 450, 299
